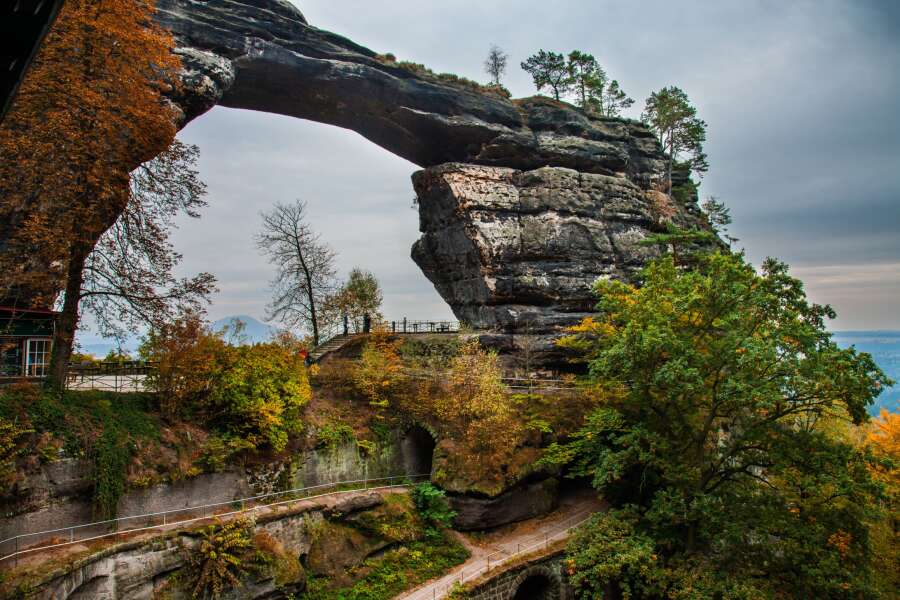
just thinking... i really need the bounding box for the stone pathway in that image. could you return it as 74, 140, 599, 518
396, 488, 605, 600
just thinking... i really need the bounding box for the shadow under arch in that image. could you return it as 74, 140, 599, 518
400, 424, 436, 478
512, 573, 556, 600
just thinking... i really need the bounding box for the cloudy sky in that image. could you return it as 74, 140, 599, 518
167, 0, 899, 332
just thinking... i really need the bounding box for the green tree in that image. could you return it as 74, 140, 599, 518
600, 79, 634, 117
334, 268, 383, 332
638, 223, 717, 267
411, 482, 457, 539
701, 195, 737, 246
642, 86, 709, 189
552, 252, 891, 598
566, 50, 604, 109
521, 50, 572, 100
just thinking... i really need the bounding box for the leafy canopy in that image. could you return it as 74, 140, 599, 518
552, 252, 892, 598
642, 86, 709, 186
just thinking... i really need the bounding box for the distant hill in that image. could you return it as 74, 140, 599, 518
211, 315, 276, 345
833, 330, 899, 415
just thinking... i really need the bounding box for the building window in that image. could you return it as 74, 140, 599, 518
25, 338, 50, 377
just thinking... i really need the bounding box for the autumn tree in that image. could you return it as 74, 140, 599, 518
551, 252, 890, 598
521, 50, 572, 100
256, 200, 337, 346
353, 325, 405, 408
483, 44, 508, 86
331, 268, 383, 333
642, 86, 709, 188
81, 139, 216, 345
0, 0, 182, 388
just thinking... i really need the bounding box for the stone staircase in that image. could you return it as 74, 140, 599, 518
309, 333, 363, 363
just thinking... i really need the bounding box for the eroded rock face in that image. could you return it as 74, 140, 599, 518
411, 163, 709, 362
448, 478, 560, 531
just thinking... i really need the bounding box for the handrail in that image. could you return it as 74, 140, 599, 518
0, 472, 429, 565
404, 508, 594, 600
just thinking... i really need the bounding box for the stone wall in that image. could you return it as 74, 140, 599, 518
463, 550, 573, 600
0, 429, 422, 555
21, 490, 394, 600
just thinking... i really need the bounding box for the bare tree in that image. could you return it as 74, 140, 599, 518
256, 200, 336, 346
484, 44, 508, 86
80, 139, 217, 345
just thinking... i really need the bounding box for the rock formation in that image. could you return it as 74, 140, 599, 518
148, 0, 713, 362
0, 0, 714, 361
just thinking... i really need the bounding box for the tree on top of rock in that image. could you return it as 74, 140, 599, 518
521, 50, 573, 101
484, 44, 508, 86
642, 85, 709, 189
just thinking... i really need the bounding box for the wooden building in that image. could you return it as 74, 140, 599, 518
0, 306, 57, 378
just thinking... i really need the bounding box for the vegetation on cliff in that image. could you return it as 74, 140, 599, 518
550, 252, 895, 598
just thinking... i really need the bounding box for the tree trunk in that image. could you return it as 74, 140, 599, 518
48, 242, 90, 390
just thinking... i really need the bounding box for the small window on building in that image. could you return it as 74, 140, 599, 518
25, 338, 50, 377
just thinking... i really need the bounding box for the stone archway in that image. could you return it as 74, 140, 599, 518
510, 565, 563, 600
512, 573, 556, 600
149, 1, 716, 364
400, 425, 436, 478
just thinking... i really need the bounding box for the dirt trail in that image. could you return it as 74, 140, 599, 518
396, 488, 604, 600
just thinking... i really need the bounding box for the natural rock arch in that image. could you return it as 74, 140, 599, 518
1, 0, 715, 364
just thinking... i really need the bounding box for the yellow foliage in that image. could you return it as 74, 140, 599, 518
353, 326, 406, 407
411, 341, 525, 486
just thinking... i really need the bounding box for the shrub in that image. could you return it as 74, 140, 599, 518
198, 434, 255, 472
0, 418, 32, 490
353, 327, 406, 408
315, 420, 355, 450
182, 518, 262, 599
205, 341, 310, 452
140, 312, 228, 419
142, 317, 311, 452
92, 426, 134, 518
411, 483, 456, 539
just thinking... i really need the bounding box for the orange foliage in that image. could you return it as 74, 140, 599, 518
866, 407, 900, 496
0, 0, 182, 383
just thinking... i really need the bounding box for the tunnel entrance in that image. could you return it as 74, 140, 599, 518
512, 574, 555, 600
401, 425, 435, 477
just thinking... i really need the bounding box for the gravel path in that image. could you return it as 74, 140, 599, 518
396, 488, 605, 600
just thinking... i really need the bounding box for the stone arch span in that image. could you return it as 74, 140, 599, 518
512, 571, 558, 600
400, 424, 437, 478
151, 2, 722, 367
1, 0, 717, 366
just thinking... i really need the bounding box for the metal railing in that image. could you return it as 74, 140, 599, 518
390, 319, 460, 334
0, 472, 429, 567
404, 508, 594, 600
65, 361, 158, 392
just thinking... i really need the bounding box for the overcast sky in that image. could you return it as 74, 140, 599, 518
166, 0, 899, 333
